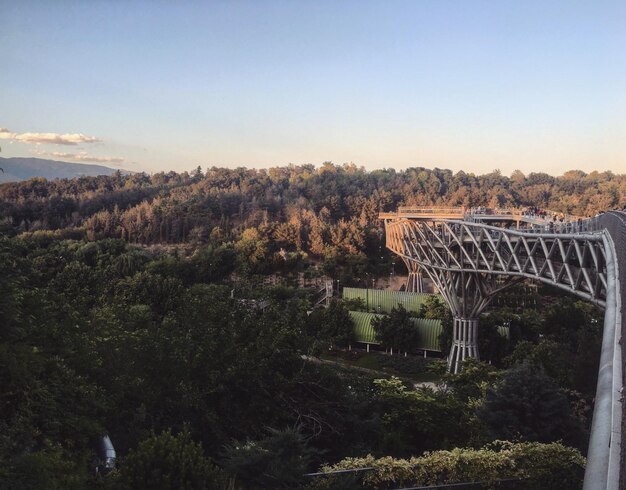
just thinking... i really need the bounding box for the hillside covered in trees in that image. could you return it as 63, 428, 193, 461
0, 163, 620, 488
1, 163, 624, 279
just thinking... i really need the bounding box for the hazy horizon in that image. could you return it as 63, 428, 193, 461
3, 155, 624, 180
2, 0, 624, 176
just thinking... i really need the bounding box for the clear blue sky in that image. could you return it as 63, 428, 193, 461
1, 0, 625, 175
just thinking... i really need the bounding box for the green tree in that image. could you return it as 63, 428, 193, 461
373, 377, 463, 456
308, 300, 355, 349
372, 305, 419, 354
444, 357, 499, 403
477, 363, 583, 446
113, 249, 149, 277
506, 339, 573, 388
0, 446, 91, 490
222, 427, 317, 489
119, 430, 227, 490
235, 228, 272, 274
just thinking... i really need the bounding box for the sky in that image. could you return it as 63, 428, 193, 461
1, 0, 625, 176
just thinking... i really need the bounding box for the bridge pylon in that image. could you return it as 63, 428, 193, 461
402, 258, 424, 293
450, 318, 478, 372
425, 268, 519, 373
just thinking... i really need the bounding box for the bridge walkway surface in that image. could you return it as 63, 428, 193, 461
380, 207, 626, 489
598, 211, 626, 490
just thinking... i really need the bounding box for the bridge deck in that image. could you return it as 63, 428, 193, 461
380, 206, 597, 234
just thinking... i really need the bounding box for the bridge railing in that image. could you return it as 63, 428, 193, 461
465, 206, 521, 216
397, 206, 465, 215
517, 215, 606, 234
391, 205, 587, 220
585, 210, 626, 490
385, 206, 607, 237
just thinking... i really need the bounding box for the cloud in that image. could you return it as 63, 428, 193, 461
0, 127, 101, 145
18, 133, 100, 145
33, 150, 124, 165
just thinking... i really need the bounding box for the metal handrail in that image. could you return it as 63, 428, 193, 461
387, 206, 607, 234
398, 207, 465, 215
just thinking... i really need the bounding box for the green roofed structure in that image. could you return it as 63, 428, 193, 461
342, 287, 439, 314
349, 311, 443, 352
349, 310, 510, 353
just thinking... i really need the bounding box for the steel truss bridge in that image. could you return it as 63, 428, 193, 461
380, 207, 626, 490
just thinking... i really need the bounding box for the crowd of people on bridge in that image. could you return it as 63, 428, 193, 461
522, 206, 549, 219
460, 205, 626, 234
468, 205, 590, 233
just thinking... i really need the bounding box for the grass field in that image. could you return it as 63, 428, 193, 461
320, 350, 443, 384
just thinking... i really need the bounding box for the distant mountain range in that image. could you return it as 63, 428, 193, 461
0, 157, 129, 183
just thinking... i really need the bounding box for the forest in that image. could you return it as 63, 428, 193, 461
1, 163, 623, 489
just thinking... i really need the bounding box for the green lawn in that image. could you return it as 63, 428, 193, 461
353, 354, 382, 370
320, 350, 443, 385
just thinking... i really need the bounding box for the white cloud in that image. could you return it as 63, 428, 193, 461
0, 127, 101, 145
33, 150, 124, 165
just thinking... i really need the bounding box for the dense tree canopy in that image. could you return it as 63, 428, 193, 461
118, 430, 226, 490
1, 165, 624, 281
0, 163, 614, 487
372, 305, 419, 354
477, 363, 585, 447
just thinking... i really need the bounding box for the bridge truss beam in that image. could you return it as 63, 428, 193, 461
385, 219, 608, 307
402, 257, 424, 293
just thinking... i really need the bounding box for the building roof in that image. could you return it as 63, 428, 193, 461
349, 311, 443, 351
343, 287, 437, 314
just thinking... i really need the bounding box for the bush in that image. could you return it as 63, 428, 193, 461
312, 441, 585, 489
222, 427, 317, 489
376, 355, 430, 378
119, 430, 227, 490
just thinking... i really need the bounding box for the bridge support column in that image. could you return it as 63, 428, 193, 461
403, 259, 424, 293
448, 318, 479, 374
407, 271, 424, 293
